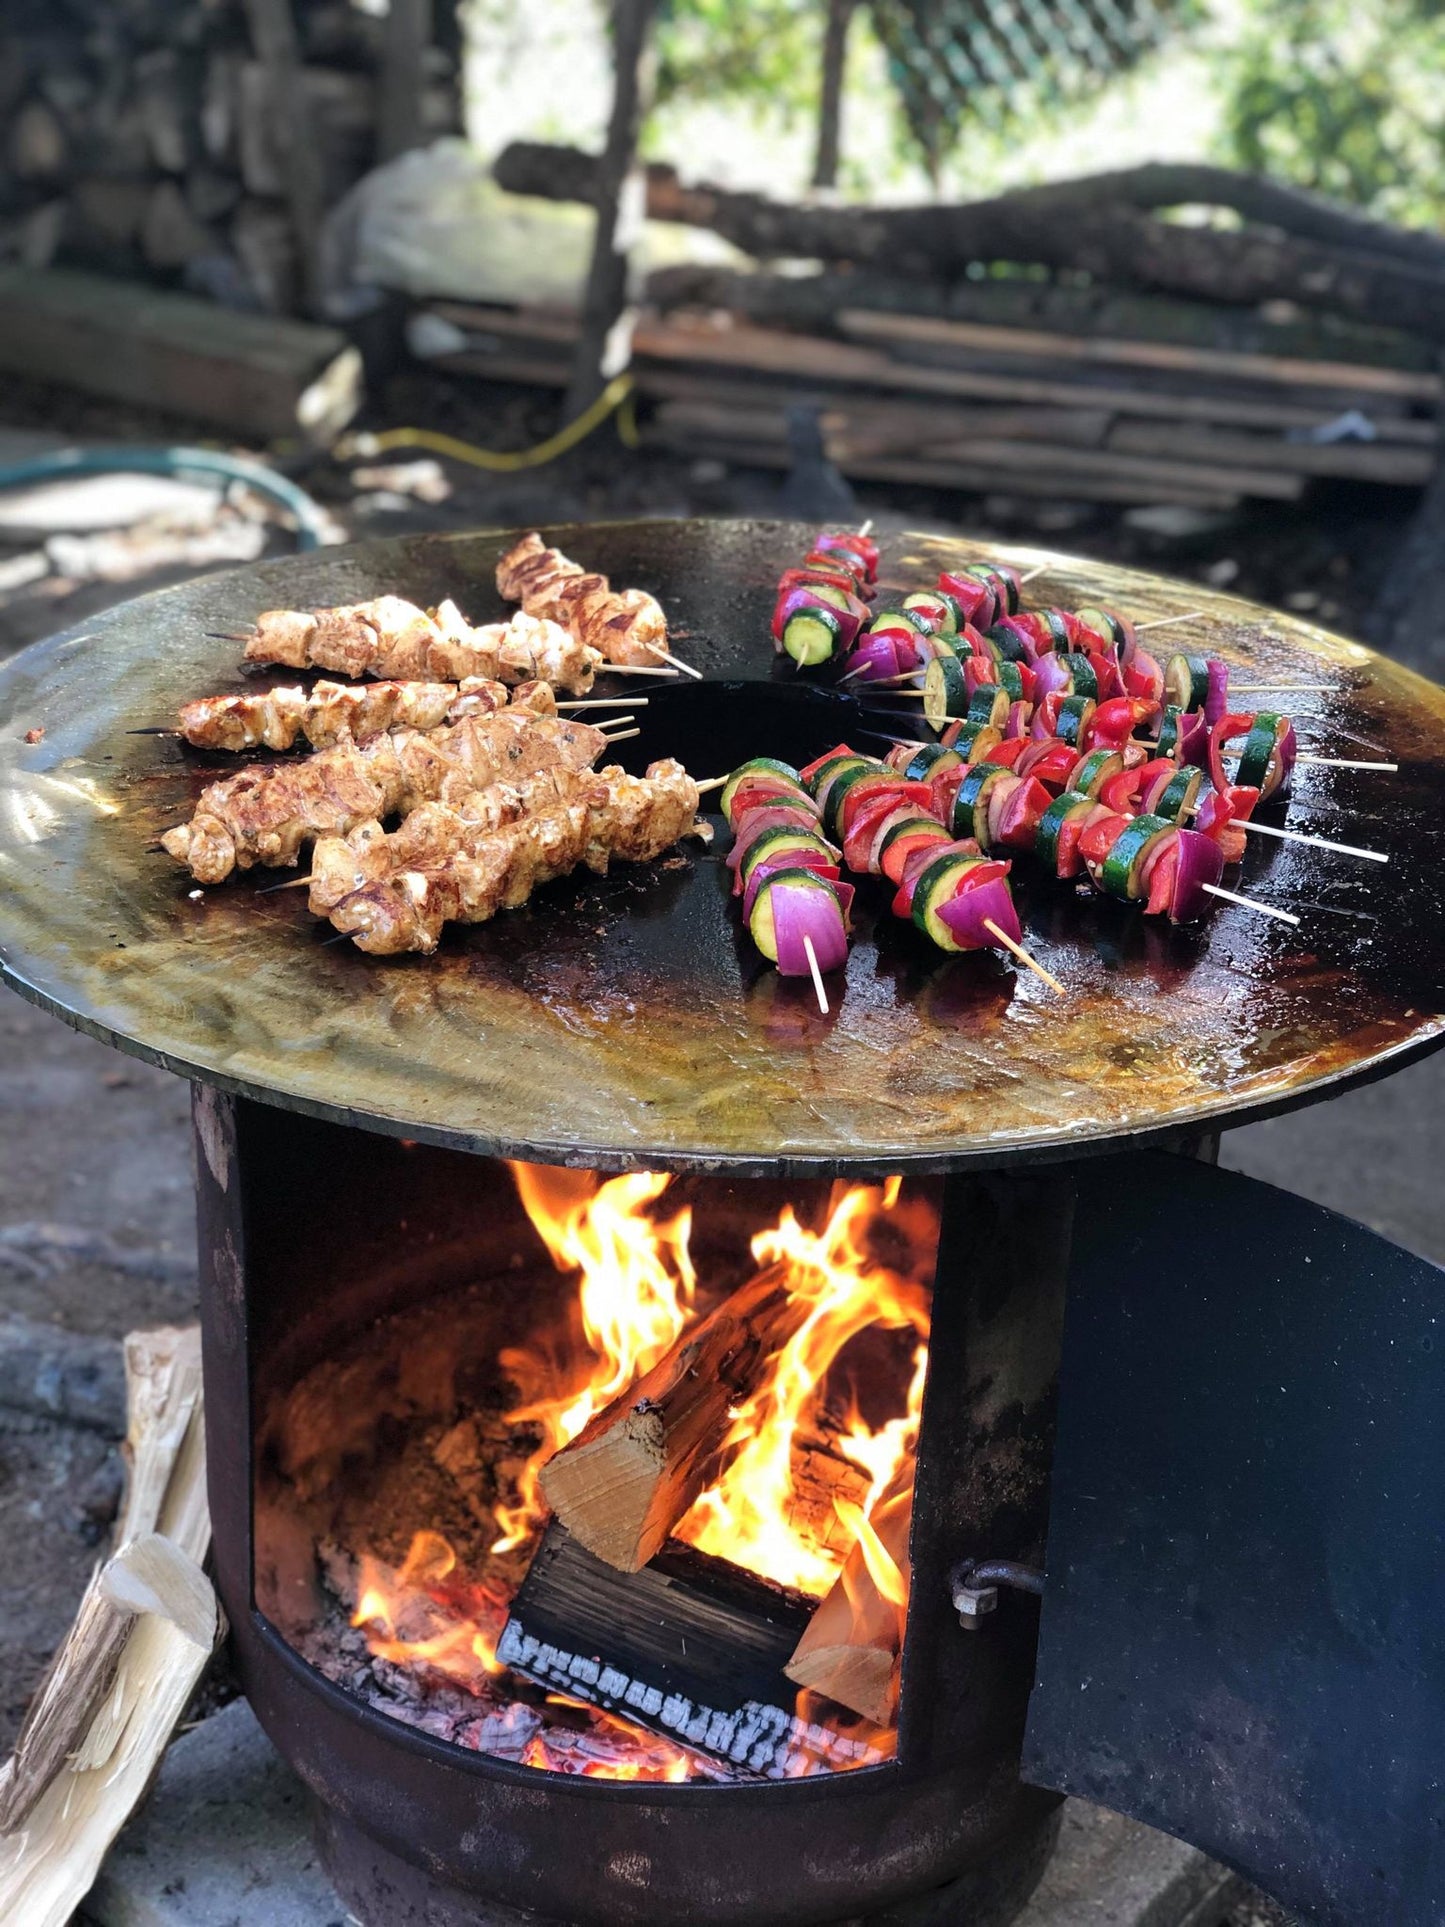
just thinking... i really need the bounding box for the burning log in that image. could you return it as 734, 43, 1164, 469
537, 1258, 812, 1572
497, 1521, 886, 1777
785, 1476, 912, 1725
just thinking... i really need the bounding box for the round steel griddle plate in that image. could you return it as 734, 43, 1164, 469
0, 519, 1441, 1175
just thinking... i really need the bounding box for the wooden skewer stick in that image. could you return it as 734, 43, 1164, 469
802, 935, 830, 1016
839, 666, 921, 686
557, 695, 650, 710
127, 727, 180, 737
1231, 683, 1335, 694
1018, 564, 1049, 586
1240, 819, 1387, 864
858, 518, 874, 538
1300, 755, 1398, 771
596, 713, 637, 730
643, 642, 703, 681
1134, 611, 1206, 633
256, 875, 312, 894
599, 728, 641, 745
693, 775, 728, 796
205, 631, 253, 644
601, 664, 680, 677
984, 921, 1066, 995
1202, 883, 1300, 926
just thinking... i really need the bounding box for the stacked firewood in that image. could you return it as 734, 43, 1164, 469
0, 0, 459, 313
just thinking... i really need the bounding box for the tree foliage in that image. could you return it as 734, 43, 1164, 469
651, 0, 824, 119
1211, 0, 1445, 224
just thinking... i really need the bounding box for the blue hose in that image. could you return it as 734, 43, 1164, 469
0, 445, 330, 550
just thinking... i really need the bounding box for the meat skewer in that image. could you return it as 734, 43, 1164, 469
160, 704, 608, 884
496, 534, 699, 676
177, 675, 518, 753
242, 597, 606, 697
323, 760, 706, 955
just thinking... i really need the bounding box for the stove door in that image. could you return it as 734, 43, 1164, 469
1022, 1151, 1445, 1927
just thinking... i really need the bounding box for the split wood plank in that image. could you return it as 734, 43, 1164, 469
0, 1326, 218, 1927
0, 267, 362, 440
839, 309, 1445, 402
1107, 421, 1435, 485
637, 424, 1243, 509
626, 317, 1438, 438
641, 407, 1299, 503
538, 1260, 807, 1572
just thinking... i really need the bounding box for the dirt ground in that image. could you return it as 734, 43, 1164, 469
2, 366, 1439, 1926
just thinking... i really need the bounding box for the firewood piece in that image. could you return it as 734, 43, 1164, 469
497, 1521, 881, 1775
0, 266, 361, 439
785, 1478, 911, 1725
538, 1260, 807, 1572
0, 1325, 213, 1914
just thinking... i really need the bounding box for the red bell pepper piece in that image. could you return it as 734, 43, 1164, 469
995, 775, 1052, 851
1078, 808, 1131, 869
881, 822, 953, 888
798, 744, 855, 786
1208, 713, 1257, 796
980, 735, 1030, 769
1085, 697, 1157, 751
1124, 648, 1165, 704
1017, 739, 1081, 791
891, 836, 980, 917
838, 777, 934, 844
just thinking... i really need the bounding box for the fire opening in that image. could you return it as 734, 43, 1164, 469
256, 1161, 937, 1784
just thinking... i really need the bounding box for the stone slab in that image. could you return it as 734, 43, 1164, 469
81, 1699, 1247, 1927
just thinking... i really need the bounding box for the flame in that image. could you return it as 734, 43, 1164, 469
344, 1170, 934, 1781
491, 1164, 696, 1554
674, 1182, 930, 1597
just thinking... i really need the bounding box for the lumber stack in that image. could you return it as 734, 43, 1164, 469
414, 293, 1441, 511
0, 0, 460, 314
424, 144, 1445, 513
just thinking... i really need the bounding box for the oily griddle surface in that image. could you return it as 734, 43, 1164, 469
0, 518, 1441, 1174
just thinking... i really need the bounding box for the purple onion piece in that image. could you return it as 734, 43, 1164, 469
1169, 829, 1224, 924
841, 633, 903, 682
1204, 657, 1230, 726
936, 877, 1022, 952
742, 852, 838, 919
770, 881, 849, 977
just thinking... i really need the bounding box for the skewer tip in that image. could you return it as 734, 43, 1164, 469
984, 920, 1066, 995
801, 934, 830, 1015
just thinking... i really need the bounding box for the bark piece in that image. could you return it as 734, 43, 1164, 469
537, 1260, 808, 1572
0, 1325, 216, 1927
786, 1478, 911, 1725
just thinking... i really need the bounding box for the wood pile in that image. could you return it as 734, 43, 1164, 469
0, 0, 459, 314
417, 144, 1445, 513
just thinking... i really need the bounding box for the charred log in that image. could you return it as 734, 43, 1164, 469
497, 1521, 884, 1775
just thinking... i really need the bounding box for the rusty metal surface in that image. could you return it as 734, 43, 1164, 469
0, 518, 1441, 1174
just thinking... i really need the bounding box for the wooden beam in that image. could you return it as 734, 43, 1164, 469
240, 0, 327, 313
495, 141, 1445, 342
378, 0, 434, 162
812, 0, 855, 191
565, 0, 656, 419
0, 267, 362, 441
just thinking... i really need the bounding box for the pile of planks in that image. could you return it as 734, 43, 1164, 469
1, 0, 459, 314
422, 145, 1445, 513
415, 293, 1441, 511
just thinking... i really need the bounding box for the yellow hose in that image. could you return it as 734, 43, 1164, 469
338, 373, 638, 474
